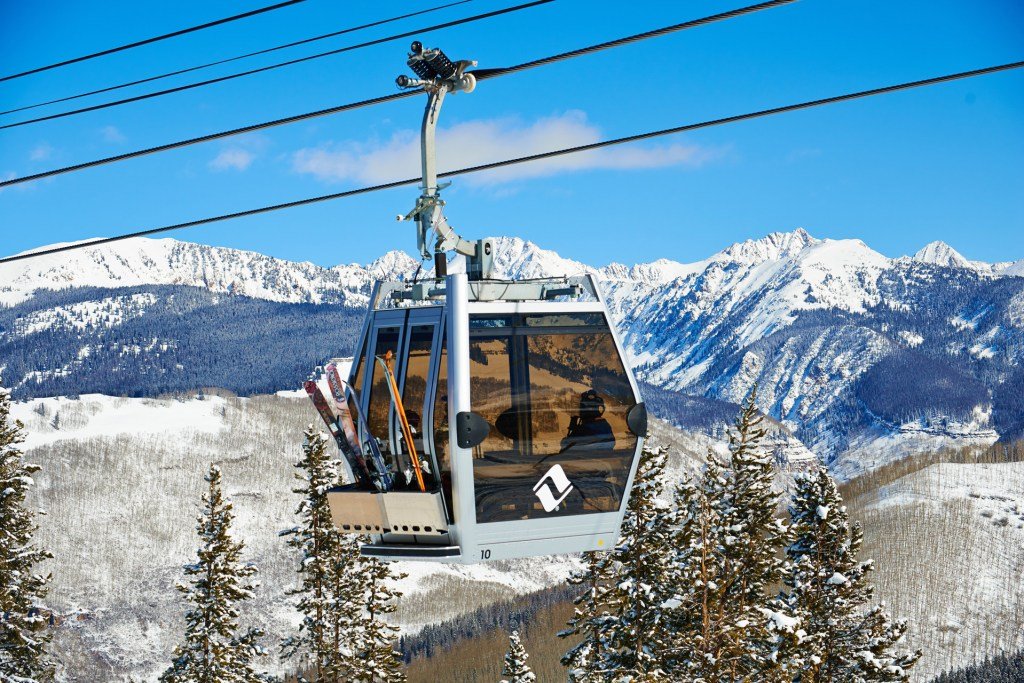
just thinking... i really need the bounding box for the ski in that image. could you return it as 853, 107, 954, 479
375, 350, 427, 492
323, 364, 394, 492
323, 363, 382, 490
304, 377, 374, 489
324, 362, 361, 454
352, 388, 394, 492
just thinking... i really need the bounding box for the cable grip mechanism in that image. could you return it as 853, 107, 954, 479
395, 42, 490, 280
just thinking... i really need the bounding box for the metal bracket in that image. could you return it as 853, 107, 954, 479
395, 43, 491, 279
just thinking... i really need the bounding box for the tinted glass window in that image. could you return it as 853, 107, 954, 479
469, 313, 638, 523
366, 327, 401, 467
401, 325, 434, 449
348, 352, 364, 433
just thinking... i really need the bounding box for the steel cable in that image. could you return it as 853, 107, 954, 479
0, 1, 473, 117
0, 0, 554, 131
0, 0, 307, 83
3, 60, 1019, 265
0, 0, 791, 189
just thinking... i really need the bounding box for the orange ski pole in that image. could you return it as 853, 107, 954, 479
379, 351, 426, 492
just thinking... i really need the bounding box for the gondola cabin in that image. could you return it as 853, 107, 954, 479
311, 271, 646, 563
303, 43, 646, 562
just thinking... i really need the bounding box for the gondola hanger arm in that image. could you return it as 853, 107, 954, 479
395, 43, 488, 277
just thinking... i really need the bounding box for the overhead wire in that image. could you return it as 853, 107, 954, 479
2, 59, 1019, 265
0, 0, 473, 118
0, 0, 555, 131
0, 0, 794, 189
0, 0, 307, 83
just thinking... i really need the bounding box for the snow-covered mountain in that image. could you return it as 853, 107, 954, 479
912, 239, 1024, 276
2, 230, 1022, 473
4, 231, 1023, 681
0, 237, 419, 307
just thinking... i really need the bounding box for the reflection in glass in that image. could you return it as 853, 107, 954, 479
366, 327, 401, 472
469, 313, 638, 523
401, 325, 434, 452
432, 333, 453, 520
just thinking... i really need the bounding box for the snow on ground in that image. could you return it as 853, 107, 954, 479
12, 394, 708, 681
12, 394, 228, 449
856, 462, 1024, 680
6, 293, 157, 337
834, 417, 999, 481
8, 390, 1014, 681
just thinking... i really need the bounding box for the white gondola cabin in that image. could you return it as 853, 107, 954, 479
304, 44, 647, 563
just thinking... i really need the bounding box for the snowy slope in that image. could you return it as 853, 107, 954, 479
854, 461, 1024, 680
12, 392, 1015, 682
12, 394, 711, 681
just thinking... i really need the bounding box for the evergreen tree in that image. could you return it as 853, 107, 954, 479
666, 388, 789, 682
281, 427, 360, 682
348, 553, 407, 682
0, 381, 54, 683
719, 387, 790, 680
558, 551, 616, 683
778, 467, 920, 682
161, 465, 266, 683
665, 455, 733, 681
593, 446, 676, 680
500, 629, 536, 683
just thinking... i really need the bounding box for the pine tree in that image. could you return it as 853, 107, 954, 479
559, 551, 616, 683
161, 465, 266, 683
778, 466, 920, 682
719, 387, 790, 680
348, 553, 407, 683
665, 455, 732, 681
0, 382, 54, 683
594, 445, 676, 680
665, 388, 789, 682
500, 629, 536, 683
281, 427, 361, 682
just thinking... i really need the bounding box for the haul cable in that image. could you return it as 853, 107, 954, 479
2, 60, 1019, 265
0, 0, 792, 188
0, 0, 307, 83
0, 1, 473, 117
0, 0, 554, 130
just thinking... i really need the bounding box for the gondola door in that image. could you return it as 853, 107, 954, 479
362, 311, 406, 485
394, 307, 449, 511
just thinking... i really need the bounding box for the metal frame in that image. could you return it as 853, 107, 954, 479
337, 46, 645, 563
394, 306, 447, 505
358, 273, 646, 563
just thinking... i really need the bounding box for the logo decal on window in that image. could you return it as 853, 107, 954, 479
533, 464, 574, 512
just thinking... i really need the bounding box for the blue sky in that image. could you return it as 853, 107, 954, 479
1, 0, 1022, 268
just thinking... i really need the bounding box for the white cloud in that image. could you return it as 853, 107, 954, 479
29, 143, 53, 161
100, 125, 126, 143
209, 148, 255, 171
291, 111, 717, 187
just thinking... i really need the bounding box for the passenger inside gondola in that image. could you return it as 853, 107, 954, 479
466, 312, 639, 522
560, 389, 615, 452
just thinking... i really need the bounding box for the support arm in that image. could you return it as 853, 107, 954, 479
395, 44, 482, 276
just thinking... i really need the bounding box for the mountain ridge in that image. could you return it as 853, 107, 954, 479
2, 229, 1022, 472
4, 230, 1021, 308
